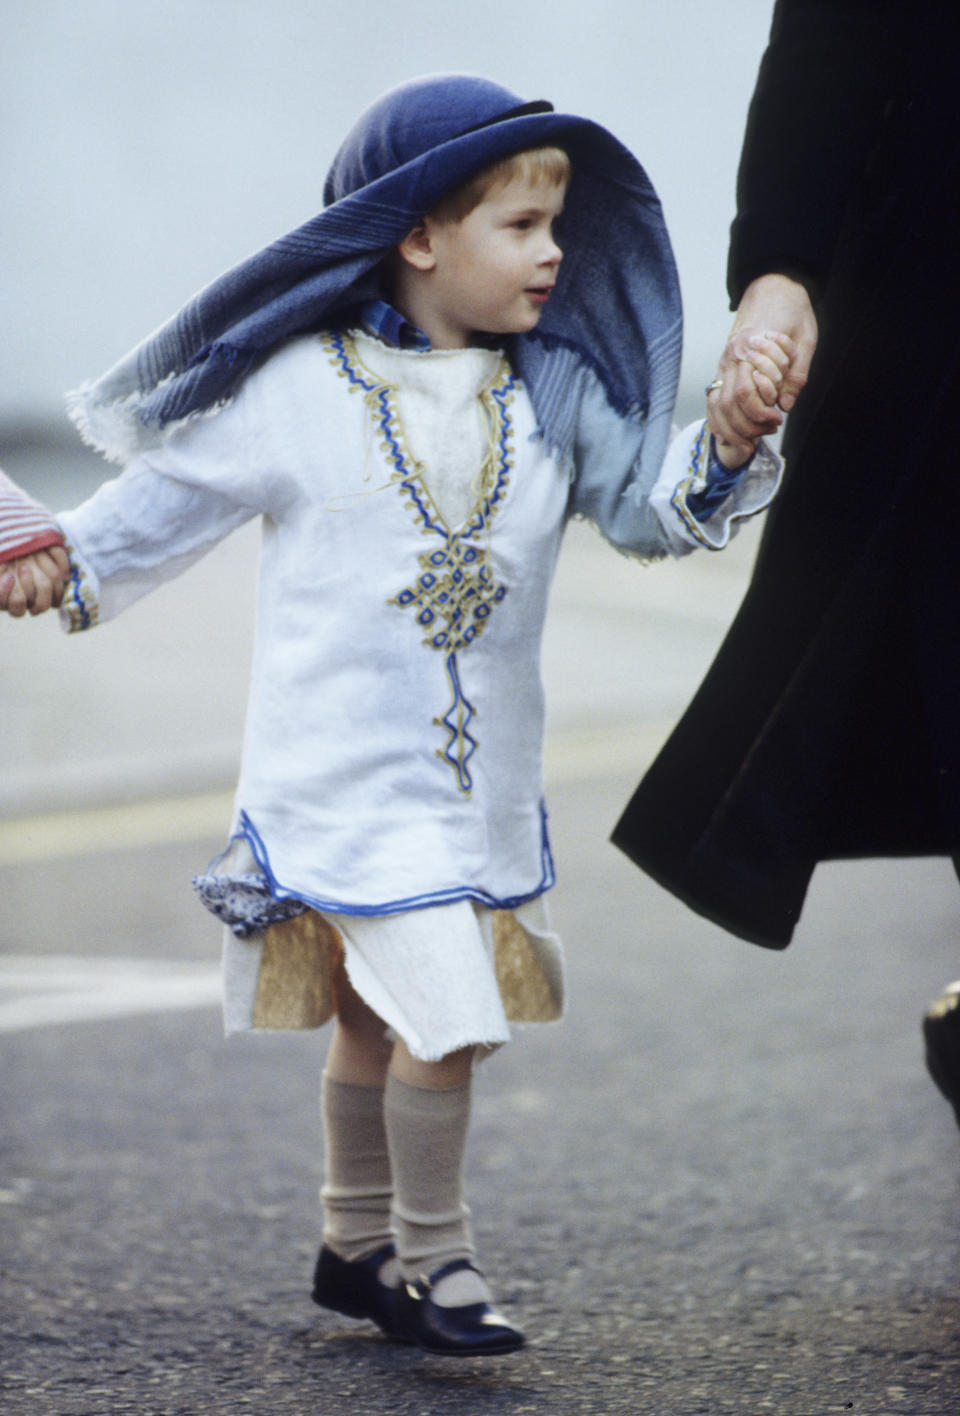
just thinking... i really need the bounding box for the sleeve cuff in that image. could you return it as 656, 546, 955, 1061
0, 528, 67, 564
58, 538, 101, 633
651, 420, 783, 553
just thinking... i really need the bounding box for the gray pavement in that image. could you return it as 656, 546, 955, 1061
2, 454, 960, 1414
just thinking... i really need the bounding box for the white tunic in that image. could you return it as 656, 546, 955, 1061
57, 330, 780, 1056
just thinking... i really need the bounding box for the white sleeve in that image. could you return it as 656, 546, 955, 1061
57, 391, 271, 632
58, 466, 258, 631
568, 369, 781, 561
648, 420, 783, 556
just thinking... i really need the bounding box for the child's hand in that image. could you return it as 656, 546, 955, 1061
708, 331, 794, 467
712, 435, 756, 470
0, 546, 71, 617
707, 273, 818, 457
740, 331, 794, 407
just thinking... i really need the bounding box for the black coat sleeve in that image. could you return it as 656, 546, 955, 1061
727, 0, 897, 305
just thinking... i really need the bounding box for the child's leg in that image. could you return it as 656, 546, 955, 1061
320, 959, 394, 1262
385, 1040, 491, 1306
318, 958, 523, 1350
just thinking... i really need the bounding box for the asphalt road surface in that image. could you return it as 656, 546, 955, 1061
2, 771, 960, 1416
2, 463, 959, 1414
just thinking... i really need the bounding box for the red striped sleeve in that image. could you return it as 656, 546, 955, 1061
0, 470, 65, 564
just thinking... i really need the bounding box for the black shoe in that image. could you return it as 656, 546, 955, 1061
397, 1258, 525, 1356
311, 1243, 407, 1339
924, 983, 960, 1129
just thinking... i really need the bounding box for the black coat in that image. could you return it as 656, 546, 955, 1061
613, 0, 960, 948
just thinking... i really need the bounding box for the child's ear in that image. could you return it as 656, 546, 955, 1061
397, 220, 437, 271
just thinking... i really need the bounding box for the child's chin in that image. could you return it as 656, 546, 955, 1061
477, 309, 542, 339
510, 310, 544, 333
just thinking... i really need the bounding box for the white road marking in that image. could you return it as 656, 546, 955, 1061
0, 723, 672, 1032
0, 955, 222, 1033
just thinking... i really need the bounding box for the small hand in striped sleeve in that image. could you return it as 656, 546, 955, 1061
0, 545, 71, 618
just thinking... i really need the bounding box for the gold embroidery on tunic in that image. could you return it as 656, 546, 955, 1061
323, 330, 516, 794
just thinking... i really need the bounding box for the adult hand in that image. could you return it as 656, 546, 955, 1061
0, 544, 71, 617
707, 273, 818, 454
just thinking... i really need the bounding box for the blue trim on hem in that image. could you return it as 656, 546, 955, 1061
230, 807, 556, 917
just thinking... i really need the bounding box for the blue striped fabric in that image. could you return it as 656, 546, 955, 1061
67, 74, 682, 528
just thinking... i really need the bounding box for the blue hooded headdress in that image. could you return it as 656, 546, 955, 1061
67, 74, 682, 505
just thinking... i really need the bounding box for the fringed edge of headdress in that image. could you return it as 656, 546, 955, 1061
65, 376, 239, 467
65, 381, 160, 465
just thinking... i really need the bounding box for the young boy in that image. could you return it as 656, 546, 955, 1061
0, 75, 786, 1355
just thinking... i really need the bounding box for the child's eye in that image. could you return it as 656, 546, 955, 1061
511, 218, 533, 231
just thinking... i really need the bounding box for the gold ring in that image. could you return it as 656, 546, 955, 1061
705, 378, 723, 396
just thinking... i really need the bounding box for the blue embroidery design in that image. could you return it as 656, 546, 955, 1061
201, 808, 556, 922
325, 330, 516, 794
62, 541, 97, 632
668, 420, 722, 550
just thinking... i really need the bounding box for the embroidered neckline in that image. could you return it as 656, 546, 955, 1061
324, 329, 517, 795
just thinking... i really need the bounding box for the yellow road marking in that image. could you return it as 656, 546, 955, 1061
0, 723, 671, 865
0, 790, 235, 864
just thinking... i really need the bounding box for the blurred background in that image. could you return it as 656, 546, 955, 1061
0, 0, 776, 823
3, 0, 775, 429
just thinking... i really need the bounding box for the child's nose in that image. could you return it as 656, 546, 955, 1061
541, 238, 563, 266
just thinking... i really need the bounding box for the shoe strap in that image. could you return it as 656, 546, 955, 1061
410, 1256, 481, 1296
360, 1242, 398, 1268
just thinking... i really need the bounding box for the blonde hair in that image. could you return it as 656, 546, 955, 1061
429, 146, 571, 224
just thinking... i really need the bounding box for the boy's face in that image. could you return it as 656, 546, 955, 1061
407, 172, 566, 349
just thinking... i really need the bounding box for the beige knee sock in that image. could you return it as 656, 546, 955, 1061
384, 1072, 492, 1306
320, 1073, 394, 1262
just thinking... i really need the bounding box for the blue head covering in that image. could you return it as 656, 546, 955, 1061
67, 74, 681, 487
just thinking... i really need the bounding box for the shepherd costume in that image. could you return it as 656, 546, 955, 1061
28, 73, 780, 1052
2, 71, 788, 1354
613, 0, 960, 948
